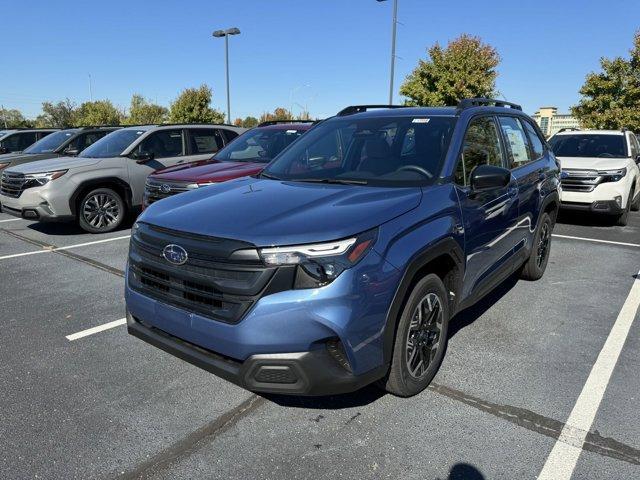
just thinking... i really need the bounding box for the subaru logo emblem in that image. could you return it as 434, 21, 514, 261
160, 184, 171, 194
162, 244, 188, 265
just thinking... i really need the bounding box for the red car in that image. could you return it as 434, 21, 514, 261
143, 120, 315, 207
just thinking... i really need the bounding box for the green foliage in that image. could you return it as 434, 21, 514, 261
0, 108, 33, 128
37, 99, 76, 128
234, 116, 259, 128
169, 85, 225, 124
400, 34, 500, 106
126, 94, 168, 125
259, 108, 293, 123
74, 100, 122, 126
572, 31, 640, 131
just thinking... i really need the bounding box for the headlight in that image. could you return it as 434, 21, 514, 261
0, 162, 10, 170
599, 168, 626, 183
24, 170, 67, 186
257, 229, 377, 288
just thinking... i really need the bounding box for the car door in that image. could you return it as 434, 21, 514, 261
128, 128, 186, 204
498, 116, 545, 255
455, 115, 519, 300
185, 127, 225, 163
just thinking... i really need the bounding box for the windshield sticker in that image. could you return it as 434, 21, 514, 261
412, 118, 430, 124
286, 130, 298, 134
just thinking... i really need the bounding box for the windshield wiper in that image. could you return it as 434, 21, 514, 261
294, 178, 369, 185
260, 171, 281, 180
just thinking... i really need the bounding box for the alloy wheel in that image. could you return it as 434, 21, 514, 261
82, 193, 121, 230
405, 292, 444, 379
536, 223, 550, 268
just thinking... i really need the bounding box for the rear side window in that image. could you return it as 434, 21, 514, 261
522, 120, 545, 159
498, 117, 532, 167
455, 116, 504, 186
189, 128, 224, 154
628, 134, 639, 159
138, 129, 184, 158
221, 129, 239, 143
18, 132, 38, 151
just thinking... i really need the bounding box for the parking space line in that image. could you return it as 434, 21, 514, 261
538, 270, 640, 480
66, 318, 126, 341
552, 234, 640, 248
0, 234, 130, 261
0, 218, 23, 223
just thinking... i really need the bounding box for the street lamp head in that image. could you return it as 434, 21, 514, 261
212, 27, 241, 38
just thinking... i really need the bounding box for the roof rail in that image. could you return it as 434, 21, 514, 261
257, 119, 317, 127
457, 98, 522, 111
556, 127, 581, 133
154, 122, 240, 128
74, 125, 123, 130
337, 105, 409, 116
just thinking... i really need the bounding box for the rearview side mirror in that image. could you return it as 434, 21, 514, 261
131, 151, 154, 164
0, 146, 8, 155
470, 164, 511, 191
64, 147, 80, 156
635, 155, 640, 165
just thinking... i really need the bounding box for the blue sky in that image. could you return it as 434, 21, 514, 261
2, 0, 639, 120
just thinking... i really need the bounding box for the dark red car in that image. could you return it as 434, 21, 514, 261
143, 120, 315, 207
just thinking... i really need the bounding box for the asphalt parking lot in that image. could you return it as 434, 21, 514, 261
1, 209, 639, 480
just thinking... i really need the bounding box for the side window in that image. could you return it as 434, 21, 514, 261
628, 134, 639, 159
37, 131, 53, 141
73, 132, 104, 151
455, 117, 504, 186
138, 129, 184, 158
498, 117, 532, 168
221, 129, 239, 144
18, 132, 37, 150
189, 128, 224, 154
1, 134, 21, 151
522, 120, 545, 159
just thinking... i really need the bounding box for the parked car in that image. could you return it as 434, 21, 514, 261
143, 120, 315, 207
126, 99, 560, 397
0, 126, 120, 173
549, 128, 640, 225
0, 128, 58, 154
0, 124, 245, 232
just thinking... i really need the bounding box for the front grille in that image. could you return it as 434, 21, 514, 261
128, 223, 292, 323
144, 179, 197, 206
1, 171, 27, 198
561, 169, 601, 192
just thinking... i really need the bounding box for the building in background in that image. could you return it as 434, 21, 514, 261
531, 107, 581, 137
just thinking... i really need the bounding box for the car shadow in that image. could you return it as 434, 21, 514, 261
439, 463, 486, 480
260, 383, 386, 410
556, 210, 618, 227
26, 220, 132, 236
448, 273, 519, 339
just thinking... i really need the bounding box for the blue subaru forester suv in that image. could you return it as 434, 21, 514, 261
126, 99, 560, 397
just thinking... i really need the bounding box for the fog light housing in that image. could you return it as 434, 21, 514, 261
614, 196, 622, 208
326, 338, 352, 373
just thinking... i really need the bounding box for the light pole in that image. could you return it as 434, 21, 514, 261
377, 0, 398, 105
212, 27, 241, 123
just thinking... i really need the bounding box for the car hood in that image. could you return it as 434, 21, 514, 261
139, 177, 422, 246
151, 160, 266, 183
0, 152, 59, 166
558, 156, 629, 171
7, 156, 102, 174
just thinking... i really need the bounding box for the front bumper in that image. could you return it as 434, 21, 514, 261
560, 199, 623, 215
127, 312, 387, 395
0, 185, 74, 222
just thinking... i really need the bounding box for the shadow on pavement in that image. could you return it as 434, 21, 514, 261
27, 220, 132, 236
556, 210, 618, 227
440, 463, 486, 480
261, 383, 386, 410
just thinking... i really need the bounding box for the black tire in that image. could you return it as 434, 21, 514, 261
382, 274, 450, 397
615, 195, 631, 226
630, 186, 640, 212
78, 187, 126, 233
520, 212, 552, 281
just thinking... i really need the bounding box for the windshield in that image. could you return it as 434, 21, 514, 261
0, 130, 11, 139
263, 116, 457, 186
549, 134, 627, 158
23, 129, 79, 154
80, 129, 144, 158
215, 127, 307, 163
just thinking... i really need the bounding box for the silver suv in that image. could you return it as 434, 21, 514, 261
0, 124, 244, 233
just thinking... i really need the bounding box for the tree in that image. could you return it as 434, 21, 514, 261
572, 31, 640, 131
259, 107, 293, 123
400, 34, 500, 106
169, 85, 225, 124
74, 100, 122, 126
0, 108, 33, 128
36, 99, 77, 128
126, 94, 168, 125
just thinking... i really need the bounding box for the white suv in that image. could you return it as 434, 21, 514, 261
0, 124, 244, 233
549, 129, 640, 226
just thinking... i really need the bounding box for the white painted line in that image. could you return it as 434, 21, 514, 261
66, 318, 126, 341
0, 234, 130, 261
538, 270, 640, 480
552, 233, 640, 249
0, 218, 23, 223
